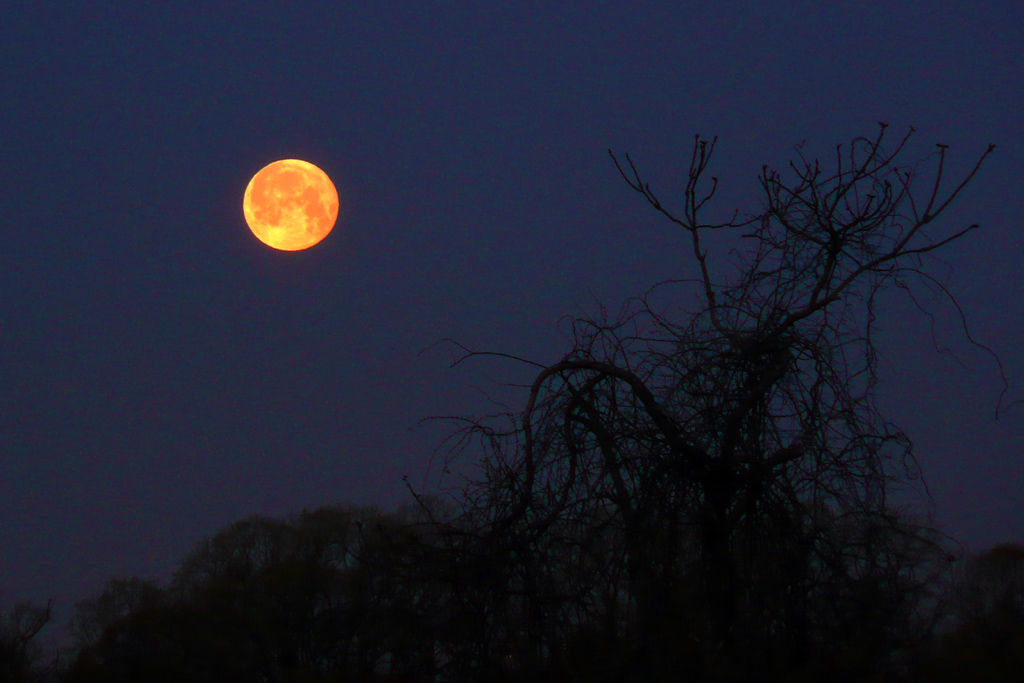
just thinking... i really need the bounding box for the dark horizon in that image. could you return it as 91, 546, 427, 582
2, 1, 1021, 655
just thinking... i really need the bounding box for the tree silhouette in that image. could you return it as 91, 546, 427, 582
916, 543, 1024, 681
61, 503, 457, 682
418, 123, 1001, 681
67, 577, 163, 657
0, 595, 54, 683
60, 124, 1007, 682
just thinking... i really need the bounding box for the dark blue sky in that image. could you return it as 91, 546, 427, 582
2, 1, 1021, 648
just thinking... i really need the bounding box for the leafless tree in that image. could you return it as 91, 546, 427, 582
0, 596, 54, 682
417, 123, 1006, 680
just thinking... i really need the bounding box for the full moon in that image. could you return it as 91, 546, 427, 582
243, 159, 339, 251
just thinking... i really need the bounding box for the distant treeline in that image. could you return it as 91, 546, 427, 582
3, 502, 1023, 682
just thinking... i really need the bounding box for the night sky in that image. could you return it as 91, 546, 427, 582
2, 2, 1021, 650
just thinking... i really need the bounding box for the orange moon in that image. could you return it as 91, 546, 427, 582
243, 159, 339, 251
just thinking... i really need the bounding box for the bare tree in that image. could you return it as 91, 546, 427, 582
419, 123, 1005, 681
0, 596, 53, 683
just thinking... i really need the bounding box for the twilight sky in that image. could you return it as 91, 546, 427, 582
2, 1, 1021, 647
